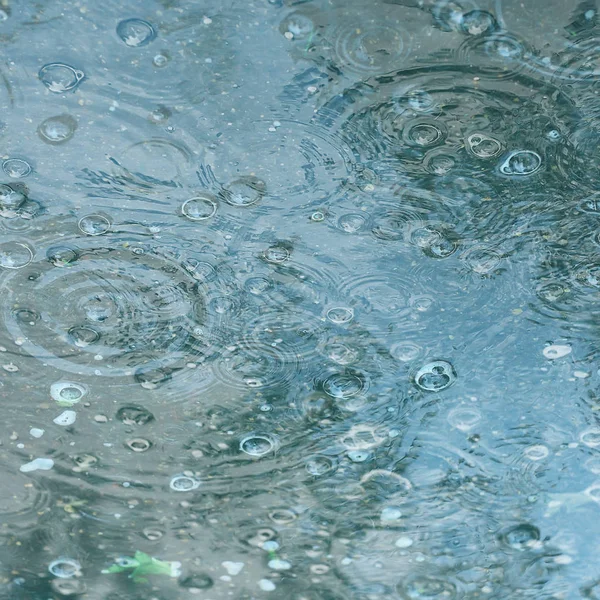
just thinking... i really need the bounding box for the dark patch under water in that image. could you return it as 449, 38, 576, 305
1, 0, 600, 598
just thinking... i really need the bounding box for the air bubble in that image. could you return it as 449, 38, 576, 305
543, 344, 571, 360
466, 133, 503, 159
524, 445, 549, 461
222, 176, 265, 207
142, 527, 164, 541
0, 241, 33, 269
39, 63, 84, 92
47, 246, 78, 267
48, 558, 81, 579
499, 150, 542, 176
181, 195, 218, 221
501, 523, 541, 550
116, 18, 156, 47
338, 213, 367, 233
414, 360, 457, 392
2, 158, 32, 178
323, 371, 368, 399
116, 405, 154, 425
326, 306, 354, 324
580, 428, 600, 447
263, 245, 290, 264
38, 114, 77, 145
0, 184, 26, 215
404, 120, 446, 147
305, 455, 335, 476
68, 325, 100, 347
280, 13, 315, 40
78, 214, 111, 236
460, 10, 497, 36
240, 433, 277, 457
152, 52, 170, 67
126, 438, 152, 452
50, 381, 88, 405
170, 474, 201, 491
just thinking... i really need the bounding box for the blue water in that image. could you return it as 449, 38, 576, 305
1, 0, 600, 598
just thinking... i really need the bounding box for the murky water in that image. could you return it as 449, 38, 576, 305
1, 0, 600, 598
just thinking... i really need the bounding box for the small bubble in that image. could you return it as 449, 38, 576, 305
263, 245, 290, 264
280, 13, 315, 40
348, 450, 369, 462
338, 213, 367, 233
580, 428, 600, 447
501, 523, 540, 550
245, 276, 272, 295
323, 371, 367, 399
524, 445, 549, 461
125, 438, 152, 452
466, 133, 503, 159
305, 455, 335, 476
53, 410, 76, 426
222, 176, 265, 207
152, 52, 170, 67
460, 10, 497, 36
326, 306, 354, 324
50, 381, 88, 405
142, 527, 164, 541
116, 405, 155, 426
240, 433, 277, 457
311, 211, 325, 222
259, 579, 276, 591
39, 63, 84, 92
0, 241, 34, 269
78, 214, 111, 236
116, 18, 156, 47
68, 325, 100, 347
395, 536, 414, 548
424, 152, 456, 175
543, 344, 571, 360
48, 558, 81, 579
499, 150, 542, 176
381, 507, 402, 521
268, 558, 292, 571
268, 508, 296, 524
2, 158, 32, 178
170, 474, 201, 491
404, 120, 446, 147
181, 195, 217, 221
38, 114, 77, 145
0, 184, 26, 214
414, 360, 457, 392
47, 245, 78, 267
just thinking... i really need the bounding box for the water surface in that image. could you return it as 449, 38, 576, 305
1, 0, 600, 598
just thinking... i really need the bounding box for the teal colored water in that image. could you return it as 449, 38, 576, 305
1, 0, 600, 598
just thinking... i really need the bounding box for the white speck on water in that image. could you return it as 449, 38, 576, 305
259, 579, 276, 591
222, 561, 244, 576
395, 536, 414, 548
543, 344, 571, 359
29, 428, 45, 438
53, 410, 76, 426
20, 457, 54, 472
